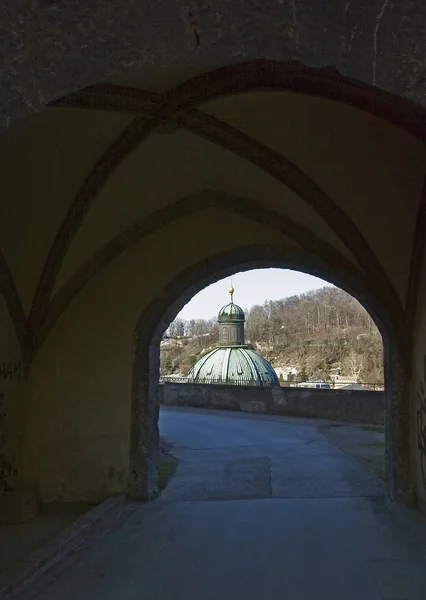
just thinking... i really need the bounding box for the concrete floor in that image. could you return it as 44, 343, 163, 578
10, 407, 426, 599
0, 503, 91, 588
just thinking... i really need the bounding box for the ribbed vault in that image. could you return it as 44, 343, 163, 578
0, 60, 424, 371
0, 59, 425, 506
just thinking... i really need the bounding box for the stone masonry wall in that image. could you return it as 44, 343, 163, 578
161, 383, 385, 425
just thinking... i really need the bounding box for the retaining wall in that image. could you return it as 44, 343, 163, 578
159, 382, 384, 425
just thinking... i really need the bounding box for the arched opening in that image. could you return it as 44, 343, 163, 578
0, 58, 423, 520
131, 244, 410, 504
2, 6, 426, 591
160, 268, 383, 387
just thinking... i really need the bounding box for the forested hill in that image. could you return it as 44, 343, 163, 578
160, 286, 384, 383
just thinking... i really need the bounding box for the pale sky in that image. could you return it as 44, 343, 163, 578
177, 269, 333, 321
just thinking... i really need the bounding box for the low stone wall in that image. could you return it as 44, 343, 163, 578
160, 383, 385, 425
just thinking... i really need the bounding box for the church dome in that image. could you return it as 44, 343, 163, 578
186, 284, 279, 387
218, 302, 245, 322
187, 346, 279, 387
217, 285, 245, 322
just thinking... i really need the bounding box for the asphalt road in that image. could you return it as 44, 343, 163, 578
14, 407, 426, 600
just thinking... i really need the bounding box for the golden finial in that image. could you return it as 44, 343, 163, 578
229, 277, 234, 302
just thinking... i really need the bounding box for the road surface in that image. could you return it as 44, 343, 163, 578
13, 407, 426, 599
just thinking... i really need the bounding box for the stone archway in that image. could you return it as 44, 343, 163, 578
0, 27, 424, 507
130, 244, 411, 504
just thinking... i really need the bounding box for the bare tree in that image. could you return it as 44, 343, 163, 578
168, 318, 186, 338
162, 285, 384, 382
345, 350, 365, 381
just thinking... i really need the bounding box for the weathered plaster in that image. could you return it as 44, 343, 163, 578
21, 211, 295, 501
413, 247, 426, 512
39, 190, 362, 357
26, 64, 420, 366
406, 176, 426, 327
2, 0, 426, 133
0, 295, 24, 498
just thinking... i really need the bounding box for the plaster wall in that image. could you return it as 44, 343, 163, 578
0, 92, 423, 308
0, 109, 133, 312
0, 297, 24, 496
412, 251, 426, 512
203, 93, 426, 303
21, 209, 292, 502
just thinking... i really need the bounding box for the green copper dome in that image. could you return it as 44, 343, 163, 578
187, 346, 279, 387
186, 284, 279, 387
217, 286, 245, 322
218, 302, 245, 322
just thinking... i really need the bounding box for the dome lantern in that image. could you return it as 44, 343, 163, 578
217, 286, 245, 345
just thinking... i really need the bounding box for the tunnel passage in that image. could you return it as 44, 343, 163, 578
0, 58, 424, 517
131, 247, 406, 503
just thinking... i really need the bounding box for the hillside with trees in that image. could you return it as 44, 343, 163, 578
160, 286, 384, 384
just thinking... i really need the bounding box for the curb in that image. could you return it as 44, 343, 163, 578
0, 495, 133, 598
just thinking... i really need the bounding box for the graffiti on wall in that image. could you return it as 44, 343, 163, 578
0, 391, 17, 492
0, 360, 21, 381
0, 360, 21, 492
417, 355, 426, 487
